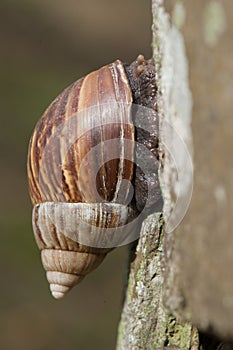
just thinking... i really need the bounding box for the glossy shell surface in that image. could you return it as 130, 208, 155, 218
28, 60, 135, 206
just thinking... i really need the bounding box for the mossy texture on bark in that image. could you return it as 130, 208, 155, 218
116, 214, 198, 350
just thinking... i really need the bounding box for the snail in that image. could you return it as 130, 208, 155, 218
27, 55, 162, 299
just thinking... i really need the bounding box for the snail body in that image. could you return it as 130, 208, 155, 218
27, 55, 161, 299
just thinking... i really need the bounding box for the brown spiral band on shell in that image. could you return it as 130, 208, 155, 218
27, 60, 134, 206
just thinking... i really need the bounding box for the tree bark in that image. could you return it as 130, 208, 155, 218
116, 1, 196, 348
116, 1, 233, 349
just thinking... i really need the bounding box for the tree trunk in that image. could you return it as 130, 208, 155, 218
116, 1, 233, 349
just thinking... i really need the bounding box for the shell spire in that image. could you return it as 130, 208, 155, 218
42, 250, 105, 299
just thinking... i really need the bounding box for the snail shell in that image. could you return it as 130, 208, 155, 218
28, 60, 136, 299
27, 56, 160, 299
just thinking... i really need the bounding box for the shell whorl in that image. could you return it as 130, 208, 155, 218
33, 202, 136, 299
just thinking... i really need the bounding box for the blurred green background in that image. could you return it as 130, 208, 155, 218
0, 0, 152, 349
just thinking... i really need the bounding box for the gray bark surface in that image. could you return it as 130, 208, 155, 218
117, 1, 196, 349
